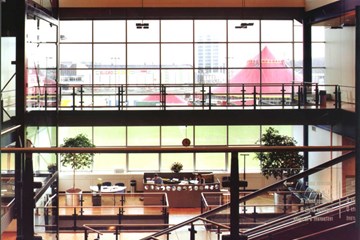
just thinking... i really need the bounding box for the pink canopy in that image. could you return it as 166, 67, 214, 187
142, 94, 187, 104
213, 46, 300, 94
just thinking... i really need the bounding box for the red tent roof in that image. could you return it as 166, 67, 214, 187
213, 46, 300, 94
142, 94, 187, 104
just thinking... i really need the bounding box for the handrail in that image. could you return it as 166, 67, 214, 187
293, 221, 355, 240
0, 145, 354, 154
26, 82, 344, 110
0, 125, 21, 135
83, 225, 103, 236
246, 195, 355, 237
248, 200, 355, 239
244, 193, 356, 235
1, 198, 15, 209
197, 217, 230, 230
140, 151, 355, 239
57, 192, 169, 221
44, 193, 57, 207
82, 219, 229, 239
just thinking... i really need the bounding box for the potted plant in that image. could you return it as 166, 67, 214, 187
254, 127, 304, 210
60, 134, 95, 205
170, 162, 183, 173
47, 163, 57, 173
255, 127, 304, 180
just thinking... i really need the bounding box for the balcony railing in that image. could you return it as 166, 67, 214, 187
24, 82, 343, 111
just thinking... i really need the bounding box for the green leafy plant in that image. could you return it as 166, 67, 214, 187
170, 162, 183, 173
255, 127, 304, 180
60, 134, 95, 192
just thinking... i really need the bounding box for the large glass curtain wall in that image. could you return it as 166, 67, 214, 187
58, 19, 304, 108
26, 125, 304, 173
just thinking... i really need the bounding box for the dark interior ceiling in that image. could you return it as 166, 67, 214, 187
314, 10, 356, 27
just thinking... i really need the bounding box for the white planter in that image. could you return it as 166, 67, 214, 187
65, 188, 82, 206
274, 191, 293, 213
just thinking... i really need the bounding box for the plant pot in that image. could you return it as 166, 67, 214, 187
65, 188, 82, 206
48, 166, 56, 173
274, 191, 293, 213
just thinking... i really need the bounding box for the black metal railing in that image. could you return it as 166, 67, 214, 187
25, 82, 344, 111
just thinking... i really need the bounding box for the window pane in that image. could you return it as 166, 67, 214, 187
161, 69, 194, 84
94, 20, 125, 42
228, 126, 260, 145
58, 127, 93, 145
262, 69, 294, 85
261, 44, 293, 68
127, 69, 160, 84
195, 126, 226, 145
196, 153, 226, 171
29, 18, 57, 43
228, 43, 259, 68
161, 20, 193, 42
312, 26, 325, 42
237, 152, 259, 173
127, 44, 159, 67
312, 68, 325, 84
128, 126, 160, 146
128, 153, 159, 171
312, 43, 325, 67
33, 153, 57, 172
161, 153, 193, 171
60, 21, 92, 42
1, 153, 15, 171
94, 69, 126, 85
60, 69, 92, 88
94, 127, 126, 146
94, 44, 126, 68
195, 20, 226, 42
27, 126, 57, 147
195, 43, 226, 68
60, 44, 92, 67
161, 126, 193, 146
195, 69, 226, 84
261, 20, 293, 42
228, 69, 261, 89
93, 153, 126, 171
27, 127, 57, 172
161, 44, 193, 67
27, 43, 57, 69
294, 20, 303, 42
228, 20, 260, 42
127, 20, 159, 42
294, 43, 303, 68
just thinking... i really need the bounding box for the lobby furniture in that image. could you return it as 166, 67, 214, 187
144, 183, 220, 207
90, 185, 127, 205
143, 172, 220, 207
102, 181, 112, 186
90, 185, 126, 193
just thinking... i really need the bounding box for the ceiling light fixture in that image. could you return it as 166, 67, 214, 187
235, 22, 254, 29
136, 0, 149, 29
235, 0, 254, 29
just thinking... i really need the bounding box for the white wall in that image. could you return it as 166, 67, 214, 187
308, 126, 343, 201
325, 27, 355, 103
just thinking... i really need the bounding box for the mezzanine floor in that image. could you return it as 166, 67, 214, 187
2, 192, 277, 240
